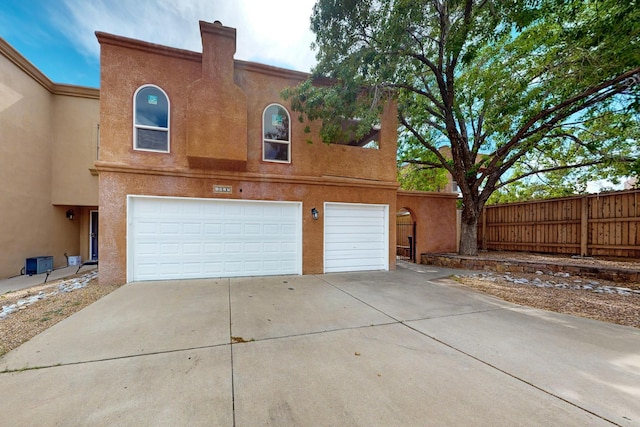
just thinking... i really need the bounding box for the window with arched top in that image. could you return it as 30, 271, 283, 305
133, 85, 170, 152
262, 103, 290, 163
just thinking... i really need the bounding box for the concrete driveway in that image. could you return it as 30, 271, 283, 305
1, 265, 638, 426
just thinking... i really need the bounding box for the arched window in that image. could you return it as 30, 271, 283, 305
262, 103, 290, 163
133, 85, 170, 152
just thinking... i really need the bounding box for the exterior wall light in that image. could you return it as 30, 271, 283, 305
311, 207, 319, 220
66, 209, 75, 220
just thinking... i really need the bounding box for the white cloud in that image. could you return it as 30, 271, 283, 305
52, 0, 317, 73
586, 179, 626, 194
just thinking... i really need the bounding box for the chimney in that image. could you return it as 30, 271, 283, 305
186, 21, 248, 170
200, 20, 236, 83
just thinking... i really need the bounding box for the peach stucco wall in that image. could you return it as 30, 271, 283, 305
0, 38, 99, 278
96, 22, 399, 285
96, 31, 397, 182
97, 171, 398, 284
396, 191, 458, 257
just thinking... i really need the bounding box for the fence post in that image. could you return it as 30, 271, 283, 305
481, 207, 487, 251
580, 196, 589, 257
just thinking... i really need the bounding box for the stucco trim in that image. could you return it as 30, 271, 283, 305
0, 36, 99, 98
0, 36, 51, 90
235, 60, 310, 81
397, 190, 459, 199
51, 83, 99, 99
96, 31, 201, 63
95, 161, 399, 190
95, 31, 312, 82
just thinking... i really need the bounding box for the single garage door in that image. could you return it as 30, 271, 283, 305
324, 202, 389, 273
128, 196, 301, 281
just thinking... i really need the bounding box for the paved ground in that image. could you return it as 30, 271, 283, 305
0, 264, 98, 294
1, 265, 638, 426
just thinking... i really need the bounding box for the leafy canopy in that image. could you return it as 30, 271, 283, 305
285, 0, 640, 254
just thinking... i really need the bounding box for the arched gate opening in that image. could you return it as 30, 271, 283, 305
396, 208, 416, 262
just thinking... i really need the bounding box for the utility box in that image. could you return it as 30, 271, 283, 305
25, 256, 53, 275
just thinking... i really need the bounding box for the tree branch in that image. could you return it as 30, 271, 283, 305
494, 157, 633, 190
399, 112, 452, 173
485, 67, 640, 174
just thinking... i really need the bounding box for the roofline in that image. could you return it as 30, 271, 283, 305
0, 36, 99, 99
95, 31, 312, 82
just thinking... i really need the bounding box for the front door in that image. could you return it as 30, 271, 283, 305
90, 210, 99, 260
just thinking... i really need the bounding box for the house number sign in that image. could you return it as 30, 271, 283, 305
214, 185, 232, 194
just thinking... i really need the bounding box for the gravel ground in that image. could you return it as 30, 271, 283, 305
1, 253, 639, 357
456, 272, 640, 328
454, 252, 640, 329
0, 273, 121, 356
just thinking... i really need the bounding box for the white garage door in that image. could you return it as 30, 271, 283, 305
128, 196, 301, 281
324, 202, 389, 273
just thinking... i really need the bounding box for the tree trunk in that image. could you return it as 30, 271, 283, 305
459, 204, 480, 256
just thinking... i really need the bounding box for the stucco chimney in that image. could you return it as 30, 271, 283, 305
200, 20, 236, 83
186, 21, 248, 170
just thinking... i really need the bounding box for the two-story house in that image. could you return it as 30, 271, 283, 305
0, 21, 458, 283
0, 37, 99, 279
95, 20, 458, 285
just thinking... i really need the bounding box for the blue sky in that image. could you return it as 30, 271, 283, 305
1, 0, 318, 88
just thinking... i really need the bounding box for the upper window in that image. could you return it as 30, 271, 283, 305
133, 85, 170, 152
262, 104, 290, 163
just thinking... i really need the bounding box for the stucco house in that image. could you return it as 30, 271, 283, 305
0, 21, 457, 283
95, 20, 458, 285
0, 37, 99, 279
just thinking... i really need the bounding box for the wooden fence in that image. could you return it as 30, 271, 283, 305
478, 189, 640, 258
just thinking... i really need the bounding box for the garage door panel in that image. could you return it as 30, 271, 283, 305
324, 203, 388, 273
326, 218, 385, 227
280, 224, 297, 235
224, 204, 243, 216
224, 242, 242, 253
204, 223, 222, 234
160, 243, 180, 255
263, 224, 280, 234
224, 261, 243, 274
183, 223, 202, 234
324, 241, 385, 251
244, 223, 261, 234
203, 262, 223, 273
129, 197, 301, 281
326, 229, 386, 239
224, 223, 242, 234
182, 263, 203, 274
244, 260, 262, 272
183, 243, 201, 254
244, 242, 261, 253
326, 212, 385, 221
204, 243, 223, 254
324, 257, 386, 270
325, 248, 386, 259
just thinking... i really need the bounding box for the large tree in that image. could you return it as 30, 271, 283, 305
284, 0, 640, 255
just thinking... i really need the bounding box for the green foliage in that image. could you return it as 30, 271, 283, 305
286, 0, 640, 253
397, 135, 449, 191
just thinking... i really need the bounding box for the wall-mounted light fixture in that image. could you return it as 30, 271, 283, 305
66, 209, 75, 221
311, 207, 319, 220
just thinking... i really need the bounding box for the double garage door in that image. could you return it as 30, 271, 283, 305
128, 196, 388, 281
